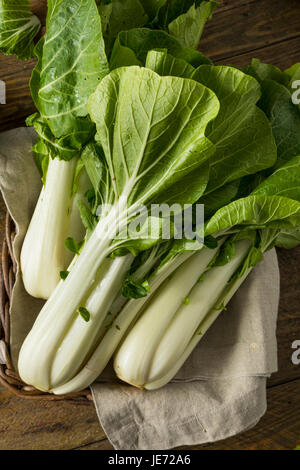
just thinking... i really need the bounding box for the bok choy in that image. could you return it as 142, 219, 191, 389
18, 65, 219, 392
20, 0, 109, 298
114, 156, 300, 389
40, 59, 278, 395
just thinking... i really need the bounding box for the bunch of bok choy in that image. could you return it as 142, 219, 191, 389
4, 2, 299, 395
1, 0, 217, 299
17, 54, 281, 394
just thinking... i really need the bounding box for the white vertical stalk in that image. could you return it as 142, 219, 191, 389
144, 239, 252, 386
18, 198, 127, 391
20, 157, 87, 299
50, 254, 133, 388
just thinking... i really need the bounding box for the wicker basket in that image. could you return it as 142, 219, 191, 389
0, 212, 91, 401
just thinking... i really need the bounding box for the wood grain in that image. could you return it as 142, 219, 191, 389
200, 0, 300, 62
0, 384, 105, 450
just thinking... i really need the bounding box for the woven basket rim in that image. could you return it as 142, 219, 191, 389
0, 212, 92, 401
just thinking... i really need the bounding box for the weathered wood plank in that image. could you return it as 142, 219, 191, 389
200, 0, 300, 62
270, 247, 300, 386
0, 384, 105, 450
76, 379, 300, 450
215, 35, 300, 70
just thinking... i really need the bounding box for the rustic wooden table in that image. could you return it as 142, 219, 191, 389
0, 0, 299, 450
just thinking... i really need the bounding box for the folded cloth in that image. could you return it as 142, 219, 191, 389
0, 128, 280, 450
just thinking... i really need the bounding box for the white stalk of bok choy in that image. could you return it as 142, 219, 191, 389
18, 65, 219, 392
20, 0, 109, 298
114, 155, 300, 389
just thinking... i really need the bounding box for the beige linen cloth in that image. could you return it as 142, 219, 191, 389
0, 128, 280, 450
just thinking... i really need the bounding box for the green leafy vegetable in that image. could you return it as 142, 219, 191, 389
31, 0, 109, 141
0, 0, 40, 60
168, 1, 218, 49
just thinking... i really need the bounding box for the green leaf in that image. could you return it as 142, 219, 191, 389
0, 0, 40, 60
122, 276, 150, 299
230, 246, 263, 281
141, 0, 166, 19
213, 239, 236, 266
253, 155, 300, 202
76, 199, 98, 237
33, 0, 109, 140
88, 66, 219, 208
275, 227, 300, 249
205, 195, 300, 236
155, 0, 199, 29
200, 180, 241, 219
145, 49, 195, 77
65, 237, 83, 255
110, 28, 211, 70
78, 306, 90, 322
81, 142, 113, 212
27, 113, 92, 161
192, 66, 277, 193
244, 58, 290, 87
258, 79, 300, 168
60, 270, 70, 280
168, 1, 218, 49
101, 0, 149, 52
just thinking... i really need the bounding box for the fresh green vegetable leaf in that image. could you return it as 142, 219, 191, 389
78, 306, 91, 322
89, 66, 219, 208
192, 65, 277, 193
110, 28, 211, 70
258, 79, 300, 168
60, 270, 70, 280
0, 0, 40, 60
145, 48, 195, 77
65, 237, 83, 255
32, 0, 109, 140
27, 113, 92, 161
168, 1, 218, 49
253, 154, 300, 202
122, 276, 150, 299
206, 195, 300, 236
244, 58, 290, 87
275, 227, 300, 249
76, 199, 98, 237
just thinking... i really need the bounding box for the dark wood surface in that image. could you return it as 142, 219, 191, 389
0, 0, 299, 450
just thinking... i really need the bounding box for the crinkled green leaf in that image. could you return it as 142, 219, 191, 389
32, 0, 108, 140
89, 66, 219, 208
258, 79, 300, 168
244, 58, 290, 87
253, 155, 300, 202
192, 65, 277, 193
200, 180, 241, 219
81, 143, 113, 212
100, 0, 149, 52
110, 28, 211, 70
27, 113, 93, 161
205, 195, 300, 235
145, 49, 195, 77
168, 1, 218, 49
0, 0, 40, 60
275, 227, 300, 249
